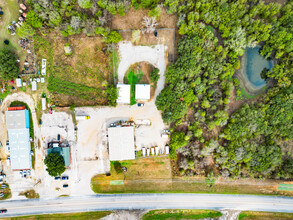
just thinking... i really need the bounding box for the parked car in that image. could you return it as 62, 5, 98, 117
57, 134, 61, 141
0, 209, 7, 213
0, 193, 4, 198
54, 176, 60, 180
61, 176, 69, 180
137, 103, 144, 107
63, 184, 69, 188
23, 170, 26, 177
1, 185, 7, 189
27, 170, 31, 176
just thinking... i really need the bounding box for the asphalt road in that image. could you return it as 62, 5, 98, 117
1, 194, 293, 217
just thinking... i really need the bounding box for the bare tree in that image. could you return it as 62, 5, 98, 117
141, 16, 158, 34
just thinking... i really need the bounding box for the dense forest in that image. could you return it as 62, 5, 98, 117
23, 0, 293, 179
157, 0, 293, 179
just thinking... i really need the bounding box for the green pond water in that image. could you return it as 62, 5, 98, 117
245, 47, 273, 88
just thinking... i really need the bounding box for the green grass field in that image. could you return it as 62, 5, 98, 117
143, 209, 222, 220
127, 70, 143, 105
239, 211, 293, 220
8, 211, 112, 220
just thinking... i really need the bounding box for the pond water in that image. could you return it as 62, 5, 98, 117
245, 47, 273, 88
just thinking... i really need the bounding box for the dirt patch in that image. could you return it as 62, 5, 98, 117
124, 62, 156, 99
35, 34, 111, 107
19, 189, 40, 199
112, 8, 177, 30
227, 89, 245, 116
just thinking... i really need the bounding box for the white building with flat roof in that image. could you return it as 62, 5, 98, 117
116, 84, 130, 104
108, 126, 135, 161
6, 109, 31, 170
135, 84, 150, 100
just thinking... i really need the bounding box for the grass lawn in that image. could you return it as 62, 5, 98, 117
127, 70, 143, 105
8, 211, 112, 220
143, 209, 222, 220
239, 211, 293, 220
33, 34, 111, 107
91, 157, 286, 195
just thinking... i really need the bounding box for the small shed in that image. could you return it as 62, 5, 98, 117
116, 84, 131, 104
32, 81, 37, 91
41, 77, 45, 83
135, 84, 150, 100
16, 78, 22, 87
42, 98, 46, 110
41, 59, 46, 75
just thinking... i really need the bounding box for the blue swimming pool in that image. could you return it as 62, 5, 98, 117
245, 47, 273, 87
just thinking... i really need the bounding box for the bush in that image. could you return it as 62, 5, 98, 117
44, 153, 66, 177
113, 161, 123, 174
78, 0, 92, 9
26, 11, 43, 28
0, 48, 19, 80
150, 68, 160, 83
104, 31, 123, 43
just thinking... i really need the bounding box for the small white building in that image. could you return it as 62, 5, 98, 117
42, 98, 46, 110
16, 78, 22, 87
108, 126, 135, 161
135, 84, 150, 100
41, 59, 46, 75
116, 84, 131, 104
32, 81, 37, 91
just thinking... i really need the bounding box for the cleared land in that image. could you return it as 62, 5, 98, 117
7, 211, 111, 220
91, 157, 289, 195
143, 209, 222, 220
34, 35, 112, 106
239, 211, 293, 220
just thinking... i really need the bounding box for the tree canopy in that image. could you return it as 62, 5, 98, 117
0, 48, 19, 80
44, 153, 66, 177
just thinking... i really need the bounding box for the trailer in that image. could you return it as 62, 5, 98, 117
42, 98, 46, 110
76, 115, 90, 120
146, 148, 150, 157
151, 147, 155, 155
142, 147, 146, 157
155, 146, 159, 156
135, 119, 151, 126
165, 146, 169, 155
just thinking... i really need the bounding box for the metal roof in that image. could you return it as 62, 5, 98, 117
47, 147, 71, 167
8, 129, 31, 170
6, 110, 29, 130
6, 110, 31, 170
108, 127, 135, 161
116, 84, 130, 104
135, 84, 150, 100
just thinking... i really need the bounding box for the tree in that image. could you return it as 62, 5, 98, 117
150, 68, 160, 83
78, 0, 92, 9
141, 16, 158, 34
0, 48, 19, 80
16, 23, 36, 38
44, 153, 66, 177
26, 11, 43, 28
104, 31, 122, 43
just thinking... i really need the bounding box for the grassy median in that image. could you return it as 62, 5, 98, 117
9, 211, 111, 220
143, 209, 222, 220
239, 211, 293, 220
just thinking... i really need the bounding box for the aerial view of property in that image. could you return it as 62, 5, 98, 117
0, 0, 292, 219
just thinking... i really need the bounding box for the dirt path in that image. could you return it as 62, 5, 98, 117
117, 42, 166, 98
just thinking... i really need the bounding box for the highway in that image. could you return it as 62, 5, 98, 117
0, 194, 293, 217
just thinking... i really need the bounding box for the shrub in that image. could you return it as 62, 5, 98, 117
113, 161, 123, 174
78, 0, 92, 9
0, 48, 19, 80
26, 11, 43, 28
44, 153, 66, 177
150, 67, 160, 83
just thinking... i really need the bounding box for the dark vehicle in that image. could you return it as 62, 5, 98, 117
154, 30, 158, 37
54, 176, 60, 180
137, 103, 144, 107
0, 209, 7, 213
62, 176, 69, 180
57, 134, 60, 141
63, 184, 69, 188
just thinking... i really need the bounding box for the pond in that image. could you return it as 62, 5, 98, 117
245, 47, 273, 88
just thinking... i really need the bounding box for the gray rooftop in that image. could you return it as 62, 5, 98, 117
8, 129, 31, 170
108, 127, 135, 161
6, 110, 27, 130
